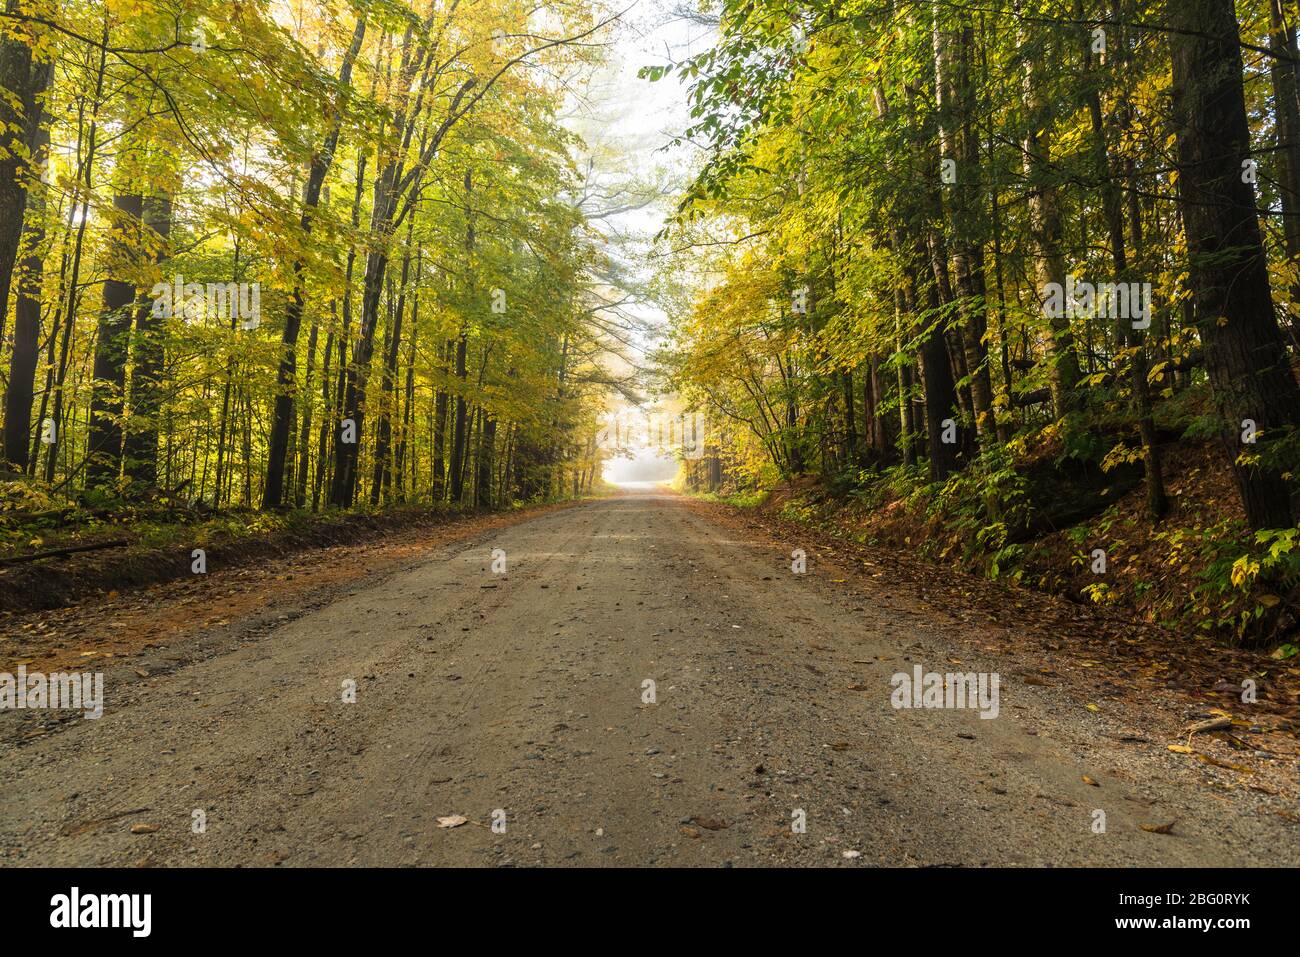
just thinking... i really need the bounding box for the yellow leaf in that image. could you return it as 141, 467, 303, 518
1196, 754, 1252, 773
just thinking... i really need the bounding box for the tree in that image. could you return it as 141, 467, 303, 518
1170, 0, 1300, 529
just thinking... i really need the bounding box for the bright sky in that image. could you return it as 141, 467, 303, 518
572, 1, 708, 217
564, 1, 715, 483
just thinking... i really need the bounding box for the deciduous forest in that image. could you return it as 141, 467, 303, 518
655, 0, 1300, 648
0, 0, 625, 528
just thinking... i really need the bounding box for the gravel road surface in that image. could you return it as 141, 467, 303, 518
2, 491, 1294, 866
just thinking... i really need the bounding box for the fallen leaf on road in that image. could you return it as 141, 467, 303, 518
1082, 775, 1100, 787
129, 823, 160, 834
1167, 744, 1194, 754
689, 816, 729, 831
1185, 716, 1232, 735
1196, 753, 1252, 773
1139, 821, 1176, 834
436, 815, 468, 829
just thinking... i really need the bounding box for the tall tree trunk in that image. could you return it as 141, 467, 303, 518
295, 310, 320, 507
264, 14, 367, 508
395, 252, 420, 501
933, 3, 995, 449
123, 192, 173, 487
2, 98, 48, 469
449, 170, 473, 502
1020, 22, 1082, 417
449, 333, 469, 501
1083, 0, 1166, 519
313, 322, 335, 511
433, 339, 449, 499
841, 369, 858, 465
45, 44, 111, 484
211, 242, 242, 507
85, 190, 143, 490
477, 412, 497, 508
1170, 0, 1300, 529
915, 252, 960, 481
370, 219, 415, 504
0, 4, 50, 344
1270, 0, 1300, 340
895, 291, 916, 467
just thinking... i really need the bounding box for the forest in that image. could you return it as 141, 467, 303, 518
654, 0, 1300, 647
0, 0, 626, 531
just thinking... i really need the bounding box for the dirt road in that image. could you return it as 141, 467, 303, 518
1, 491, 1295, 866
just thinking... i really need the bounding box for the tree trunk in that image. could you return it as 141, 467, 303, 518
477, 413, 497, 508
264, 14, 366, 508
0, 6, 50, 344
86, 191, 144, 490
1084, 0, 1166, 519
1170, 0, 1300, 528
370, 220, 415, 504
123, 192, 173, 487
330, 148, 393, 508
933, 4, 995, 448
915, 261, 960, 481
449, 170, 473, 502
449, 333, 469, 501
1270, 0, 1300, 341
295, 310, 320, 507
1020, 26, 1082, 417
433, 340, 449, 500
2, 101, 48, 469
895, 291, 916, 466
